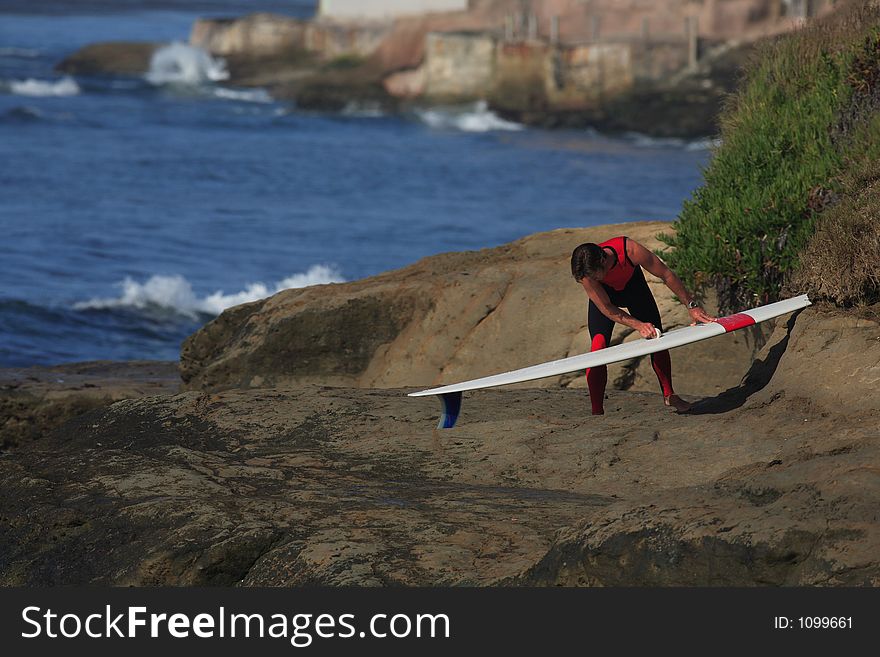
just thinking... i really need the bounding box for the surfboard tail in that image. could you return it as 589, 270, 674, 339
437, 391, 462, 429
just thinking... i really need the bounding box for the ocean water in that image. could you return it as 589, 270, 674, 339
0, 0, 713, 367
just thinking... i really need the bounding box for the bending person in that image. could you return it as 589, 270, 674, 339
570, 236, 715, 415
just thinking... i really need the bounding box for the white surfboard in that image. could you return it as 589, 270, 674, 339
409, 294, 811, 428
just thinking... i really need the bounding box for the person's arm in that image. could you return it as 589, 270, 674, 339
580, 277, 659, 339
626, 239, 716, 324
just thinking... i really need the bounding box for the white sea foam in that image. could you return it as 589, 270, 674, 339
416, 101, 523, 132
145, 42, 229, 86
623, 131, 685, 148
342, 101, 385, 118
685, 137, 722, 151
0, 47, 41, 58
73, 265, 345, 319
213, 86, 273, 103
8, 76, 80, 97
622, 131, 721, 151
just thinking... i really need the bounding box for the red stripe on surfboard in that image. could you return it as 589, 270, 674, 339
715, 313, 756, 332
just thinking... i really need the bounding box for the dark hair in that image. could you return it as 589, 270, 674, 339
570, 243, 606, 281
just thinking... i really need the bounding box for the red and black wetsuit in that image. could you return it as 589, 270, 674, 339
587, 236, 674, 414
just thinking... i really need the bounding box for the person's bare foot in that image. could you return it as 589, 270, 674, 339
664, 394, 692, 413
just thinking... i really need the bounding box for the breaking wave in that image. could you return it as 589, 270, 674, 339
73, 265, 345, 319
0, 47, 41, 58
212, 86, 273, 103
145, 42, 229, 86
8, 76, 80, 97
415, 101, 523, 132
622, 131, 722, 151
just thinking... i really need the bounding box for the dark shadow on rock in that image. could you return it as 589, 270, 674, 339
688, 309, 805, 415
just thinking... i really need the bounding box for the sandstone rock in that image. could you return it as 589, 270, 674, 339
2, 306, 877, 586
745, 306, 880, 414
0, 361, 180, 451
180, 222, 765, 398
513, 307, 880, 585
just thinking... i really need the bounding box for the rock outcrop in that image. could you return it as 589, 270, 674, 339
0, 361, 179, 451
180, 222, 768, 397
515, 306, 880, 585
55, 42, 160, 76
2, 305, 878, 586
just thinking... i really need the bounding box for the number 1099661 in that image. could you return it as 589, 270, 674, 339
774, 617, 852, 629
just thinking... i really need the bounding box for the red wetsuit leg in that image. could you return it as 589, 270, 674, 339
650, 350, 674, 398
586, 334, 608, 415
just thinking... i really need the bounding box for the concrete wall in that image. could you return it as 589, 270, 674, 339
547, 43, 632, 108
629, 39, 690, 82
320, 0, 469, 20
190, 14, 307, 57
474, 0, 840, 44
305, 21, 391, 60
488, 40, 635, 111
423, 32, 495, 99
385, 35, 636, 108
190, 13, 390, 60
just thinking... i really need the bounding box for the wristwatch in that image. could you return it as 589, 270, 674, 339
687, 300, 699, 309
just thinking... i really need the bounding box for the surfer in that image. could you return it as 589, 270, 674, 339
570, 236, 715, 415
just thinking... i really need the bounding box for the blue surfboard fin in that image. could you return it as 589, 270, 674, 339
437, 392, 462, 429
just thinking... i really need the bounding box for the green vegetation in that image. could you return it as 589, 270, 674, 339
324, 54, 367, 70
660, 2, 880, 313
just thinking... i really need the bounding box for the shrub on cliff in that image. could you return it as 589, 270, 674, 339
660, 2, 880, 313
790, 156, 880, 307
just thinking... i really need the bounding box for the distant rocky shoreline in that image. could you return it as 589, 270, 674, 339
54, 4, 767, 139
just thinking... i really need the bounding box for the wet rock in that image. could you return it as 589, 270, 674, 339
56, 42, 161, 76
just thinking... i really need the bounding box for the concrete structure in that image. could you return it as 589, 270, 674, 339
547, 42, 632, 107
479, 0, 839, 45
190, 13, 391, 61
490, 40, 634, 111
383, 32, 636, 108
423, 32, 495, 99
190, 14, 307, 57
319, 0, 469, 21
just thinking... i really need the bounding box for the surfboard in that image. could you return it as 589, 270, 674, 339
409, 294, 811, 428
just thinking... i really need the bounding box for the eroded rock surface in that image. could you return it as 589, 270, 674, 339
0, 361, 179, 450
180, 222, 768, 398
2, 307, 878, 586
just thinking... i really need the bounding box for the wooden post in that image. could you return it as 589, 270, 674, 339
528, 12, 537, 41
642, 17, 650, 40
551, 15, 559, 44
686, 16, 698, 70
591, 15, 600, 42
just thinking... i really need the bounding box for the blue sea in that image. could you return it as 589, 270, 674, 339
0, 0, 713, 367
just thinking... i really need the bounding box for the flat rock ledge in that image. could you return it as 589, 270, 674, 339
2, 307, 878, 586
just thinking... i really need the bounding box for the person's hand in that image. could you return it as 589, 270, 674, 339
688, 306, 716, 325
637, 322, 659, 339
